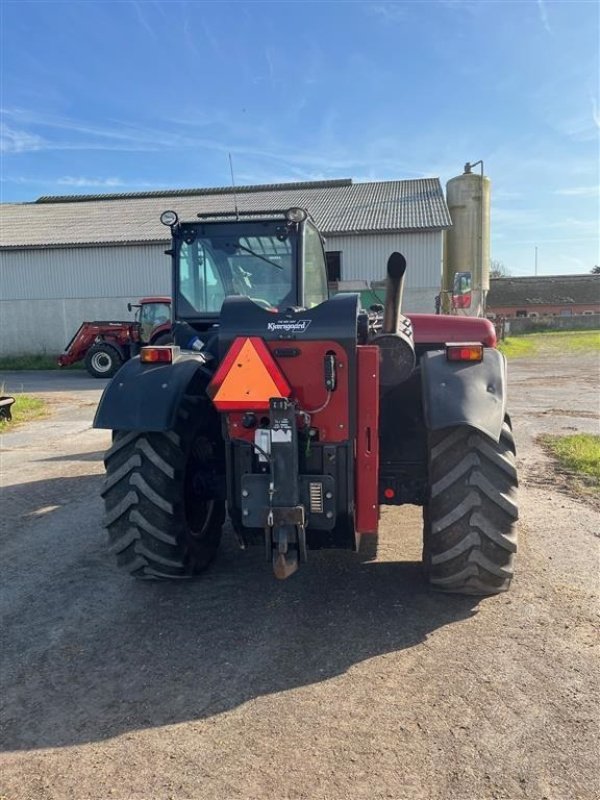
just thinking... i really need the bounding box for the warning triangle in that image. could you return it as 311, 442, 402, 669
208, 337, 291, 411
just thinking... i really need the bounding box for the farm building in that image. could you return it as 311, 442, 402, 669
0, 178, 451, 356
487, 274, 600, 319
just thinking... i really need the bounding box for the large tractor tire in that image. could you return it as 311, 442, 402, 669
101, 395, 225, 579
423, 418, 518, 595
85, 343, 124, 378
150, 331, 172, 346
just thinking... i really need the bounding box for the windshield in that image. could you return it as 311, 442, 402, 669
176, 221, 296, 317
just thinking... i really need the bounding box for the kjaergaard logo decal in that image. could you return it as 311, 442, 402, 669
267, 319, 312, 333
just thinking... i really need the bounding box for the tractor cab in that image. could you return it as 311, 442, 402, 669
166, 208, 329, 328
127, 297, 172, 344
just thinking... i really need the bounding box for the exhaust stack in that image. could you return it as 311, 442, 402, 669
374, 253, 416, 386
382, 252, 407, 333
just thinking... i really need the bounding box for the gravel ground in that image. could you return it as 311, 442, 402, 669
0, 356, 598, 800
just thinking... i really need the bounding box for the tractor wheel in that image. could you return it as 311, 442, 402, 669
423, 418, 518, 595
85, 343, 123, 378
151, 332, 172, 346
101, 395, 225, 579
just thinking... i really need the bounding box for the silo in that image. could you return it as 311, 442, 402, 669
443, 163, 491, 316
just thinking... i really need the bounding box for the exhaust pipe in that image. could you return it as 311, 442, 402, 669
374, 252, 416, 386
382, 252, 407, 333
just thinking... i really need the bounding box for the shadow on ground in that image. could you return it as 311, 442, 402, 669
39, 450, 105, 463
1, 473, 480, 752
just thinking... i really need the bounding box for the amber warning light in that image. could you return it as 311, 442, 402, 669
446, 343, 484, 363
207, 336, 291, 412
140, 346, 173, 364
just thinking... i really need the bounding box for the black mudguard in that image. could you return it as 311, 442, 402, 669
420, 348, 507, 442
93, 353, 212, 432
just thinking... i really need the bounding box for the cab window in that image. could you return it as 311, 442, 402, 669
303, 223, 328, 308
179, 241, 227, 313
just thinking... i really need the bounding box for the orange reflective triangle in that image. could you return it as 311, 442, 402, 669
209, 337, 291, 411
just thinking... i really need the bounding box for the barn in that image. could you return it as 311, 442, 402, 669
0, 177, 451, 356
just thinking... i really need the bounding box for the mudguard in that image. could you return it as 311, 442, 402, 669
93, 353, 212, 432
420, 347, 507, 442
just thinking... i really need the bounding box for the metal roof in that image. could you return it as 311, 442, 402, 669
0, 177, 451, 250
487, 275, 600, 307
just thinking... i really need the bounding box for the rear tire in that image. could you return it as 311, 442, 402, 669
423, 419, 518, 595
85, 343, 123, 378
151, 332, 172, 346
101, 395, 225, 579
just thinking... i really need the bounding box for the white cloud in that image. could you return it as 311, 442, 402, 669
537, 0, 552, 35
56, 176, 126, 188
554, 186, 599, 197
0, 123, 45, 153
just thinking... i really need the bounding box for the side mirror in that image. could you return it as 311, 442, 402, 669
452, 271, 472, 310
127, 303, 132, 312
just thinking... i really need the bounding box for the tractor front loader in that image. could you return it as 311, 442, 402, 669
94, 207, 517, 595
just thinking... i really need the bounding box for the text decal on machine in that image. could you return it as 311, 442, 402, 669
267, 319, 312, 334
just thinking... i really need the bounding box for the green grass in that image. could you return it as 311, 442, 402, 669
0, 393, 47, 429
541, 434, 600, 492
498, 330, 600, 359
0, 354, 83, 370
497, 336, 537, 358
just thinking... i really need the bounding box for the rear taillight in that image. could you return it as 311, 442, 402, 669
446, 343, 484, 362
140, 346, 173, 364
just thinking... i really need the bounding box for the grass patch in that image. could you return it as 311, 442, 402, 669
498, 330, 600, 359
0, 354, 60, 370
540, 433, 600, 496
497, 337, 537, 358
0, 393, 47, 429
0, 354, 84, 370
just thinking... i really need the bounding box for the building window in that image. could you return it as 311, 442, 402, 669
529, 312, 538, 318
560, 309, 572, 316
583, 310, 594, 315
516, 309, 527, 318
325, 251, 342, 282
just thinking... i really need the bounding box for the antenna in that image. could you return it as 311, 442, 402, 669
228, 152, 239, 220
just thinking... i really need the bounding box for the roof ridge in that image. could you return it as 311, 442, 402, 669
491, 274, 598, 280
35, 178, 354, 204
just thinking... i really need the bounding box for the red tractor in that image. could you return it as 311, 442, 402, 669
58, 297, 171, 378
94, 208, 518, 595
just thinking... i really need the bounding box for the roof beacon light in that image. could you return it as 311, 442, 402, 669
160, 210, 179, 227
285, 207, 308, 223
446, 343, 484, 363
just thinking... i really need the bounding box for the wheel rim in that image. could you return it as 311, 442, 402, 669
91, 351, 114, 373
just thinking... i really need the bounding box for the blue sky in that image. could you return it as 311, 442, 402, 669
1, 0, 598, 275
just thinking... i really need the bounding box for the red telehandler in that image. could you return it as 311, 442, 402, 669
94, 207, 518, 594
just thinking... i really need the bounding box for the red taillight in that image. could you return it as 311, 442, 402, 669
446, 343, 484, 362
384, 488, 395, 499
140, 346, 173, 364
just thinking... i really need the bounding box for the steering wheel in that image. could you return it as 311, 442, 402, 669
249, 297, 275, 310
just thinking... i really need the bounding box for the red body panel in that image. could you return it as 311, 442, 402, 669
224, 341, 350, 443
355, 346, 379, 534
408, 314, 496, 348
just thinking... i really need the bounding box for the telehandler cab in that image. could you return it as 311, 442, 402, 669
94, 207, 518, 594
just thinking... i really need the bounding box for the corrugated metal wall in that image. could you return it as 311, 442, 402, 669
325, 231, 443, 287
0, 244, 170, 355
0, 232, 442, 355
1, 243, 169, 300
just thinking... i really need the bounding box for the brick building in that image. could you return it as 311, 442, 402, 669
486, 274, 600, 318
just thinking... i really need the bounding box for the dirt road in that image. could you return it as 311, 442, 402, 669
1, 357, 598, 800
